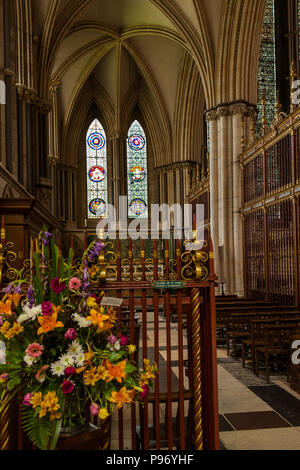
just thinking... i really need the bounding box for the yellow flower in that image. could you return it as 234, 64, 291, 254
0, 321, 10, 334
84, 350, 94, 365
98, 408, 110, 420
97, 365, 109, 381
83, 367, 100, 386
128, 345, 136, 354
50, 411, 62, 422
39, 402, 48, 418
30, 392, 42, 408
86, 308, 110, 333
86, 297, 98, 308
11, 322, 23, 336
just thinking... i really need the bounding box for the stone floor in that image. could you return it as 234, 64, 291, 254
109, 310, 300, 450
218, 347, 300, 450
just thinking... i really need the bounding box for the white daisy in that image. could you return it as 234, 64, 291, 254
24, 355, 37, 367
17, 314, 28, 324
67, 340, 83, 357
74, 352, 85, 367
73, 313, 91, 328
50, 361, 65, 377
59, 354, 75, 368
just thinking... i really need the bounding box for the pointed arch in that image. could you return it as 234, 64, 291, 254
86, 119, 108, 219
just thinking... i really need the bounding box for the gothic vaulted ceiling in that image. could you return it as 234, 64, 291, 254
30, 0, 225, 131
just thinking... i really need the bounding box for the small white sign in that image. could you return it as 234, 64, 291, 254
101, 297, 124, 308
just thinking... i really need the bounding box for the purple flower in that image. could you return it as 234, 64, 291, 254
1, 283, 14, 294
108, 335, 117, 345
26, 284, 34, 308
83, 260, 90, 292
87, 241, 106, 262
0, 316, 3, 327
41, 231, 53, 246
64, 328, 77, 341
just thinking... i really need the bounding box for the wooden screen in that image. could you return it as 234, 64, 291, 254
244, 209, 266, 299
266, 199, 295, 305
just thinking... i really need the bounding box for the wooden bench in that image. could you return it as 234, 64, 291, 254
255, 325, 300, 383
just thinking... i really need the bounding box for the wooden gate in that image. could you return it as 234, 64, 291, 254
91, 235, 220, 450
0, 224, 219, 451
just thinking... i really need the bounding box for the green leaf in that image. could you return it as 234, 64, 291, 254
125, 363, 137, 374
7, 375, 21, 390
49, 418, 62, 450
22, 406, 55, 450
0, 363, 22, 373
109, 351, 126, 362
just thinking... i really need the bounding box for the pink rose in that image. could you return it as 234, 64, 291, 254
140, 385, 149, 400
50, 278, 66, 294
64, 367, 76, 377
23, 393, 33, 406
62, 380, 74, 394
68, 277, 81, 291
90, 403, 99, 416
41, 301, 53, 316
25, 343, 44, 358
64, 328, 77, 341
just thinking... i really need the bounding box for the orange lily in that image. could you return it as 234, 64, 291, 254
108, 387, 135, 409
37, 307, 64, 335
0, 299, 13, 316
86, 308, 110, 333
105, 360, 127, 384
7, 293, 23, 308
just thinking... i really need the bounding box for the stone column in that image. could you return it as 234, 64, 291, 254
111, 131, 127, 220
206, 110, 219, 289
206, 101, 257, 296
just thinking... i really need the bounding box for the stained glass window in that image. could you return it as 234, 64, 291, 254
127, 120, 148, 219
256, 0, 276, 136
86, 119, 108, 219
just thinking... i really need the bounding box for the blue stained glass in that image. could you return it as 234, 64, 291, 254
86, 119, 108, 218
127, 120, 148, 219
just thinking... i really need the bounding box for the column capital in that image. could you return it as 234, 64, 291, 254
205, 100, 258, 120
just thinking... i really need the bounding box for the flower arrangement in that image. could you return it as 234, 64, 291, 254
0, 229, 156, 450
